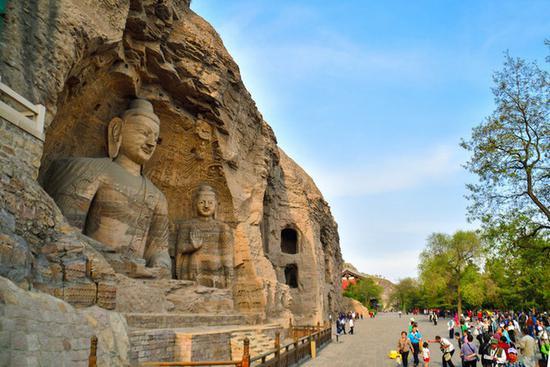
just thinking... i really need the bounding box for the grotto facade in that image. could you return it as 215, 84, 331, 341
0, 0, 343, 365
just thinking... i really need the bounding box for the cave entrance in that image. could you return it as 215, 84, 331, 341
281, 227, 298, 254
284, 264, 299, 288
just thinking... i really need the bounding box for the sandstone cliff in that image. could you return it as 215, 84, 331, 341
0, 0, 343, 330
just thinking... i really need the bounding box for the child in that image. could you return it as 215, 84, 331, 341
422, 342, 430, 367
455, 332, 463, 349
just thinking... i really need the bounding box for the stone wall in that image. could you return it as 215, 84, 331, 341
129, 329, 176, 364
0, 276, 129, 367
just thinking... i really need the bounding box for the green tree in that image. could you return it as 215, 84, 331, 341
390, 277, 417, 311
390, 277, 432, 311
418, 231, 483, 317
461, 51, 549, 247
343, 277, 383, 309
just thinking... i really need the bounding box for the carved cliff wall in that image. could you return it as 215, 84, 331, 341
0, 0, 343, 326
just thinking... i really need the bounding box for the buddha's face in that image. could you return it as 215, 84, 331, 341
118, 115, 160, 165
196, 192, 216, 217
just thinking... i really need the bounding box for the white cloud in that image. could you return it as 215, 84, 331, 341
312, 144, 463, 198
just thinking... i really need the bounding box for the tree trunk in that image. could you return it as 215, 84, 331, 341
457, 283, 463, 320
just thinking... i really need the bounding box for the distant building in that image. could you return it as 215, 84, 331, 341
341, 268, 366, 290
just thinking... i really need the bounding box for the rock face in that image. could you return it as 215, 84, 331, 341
0, 276, 129, 366
0, 0, 343, 358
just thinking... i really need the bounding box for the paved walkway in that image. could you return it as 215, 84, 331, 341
303, 313, 462, 367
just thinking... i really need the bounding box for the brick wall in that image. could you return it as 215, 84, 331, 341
0, 117, 43, 179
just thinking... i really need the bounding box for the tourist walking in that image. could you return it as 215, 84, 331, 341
398, 331, 414, 367
349, 317, 354, 335
460, 334, 478, 367
448, 318, 455, 339
408, 325, 423, 366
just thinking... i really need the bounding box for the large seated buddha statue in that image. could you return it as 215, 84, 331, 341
44, 99, 171, 278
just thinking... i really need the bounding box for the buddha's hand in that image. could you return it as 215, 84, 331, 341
190, 229, 204, 249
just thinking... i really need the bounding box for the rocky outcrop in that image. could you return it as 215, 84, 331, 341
0, 0, 342, 348
341, 297, 370, 316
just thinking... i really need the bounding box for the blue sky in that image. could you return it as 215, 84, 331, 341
191, 1, 550, 282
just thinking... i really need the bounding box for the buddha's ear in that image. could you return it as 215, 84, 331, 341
107, 117, 123, 159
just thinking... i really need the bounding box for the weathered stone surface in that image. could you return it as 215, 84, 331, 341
0, 0, 341, 321
261, 150, 343, 323
341, 297, 370, 316
1, 0, 343, 357
0, 276, 129, 366
115, 274, 234, 314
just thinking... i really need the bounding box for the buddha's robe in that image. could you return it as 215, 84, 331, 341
45, 157, 170, 269
175, 218, 233, 288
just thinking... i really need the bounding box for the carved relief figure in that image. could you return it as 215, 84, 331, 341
175, 185, 233, 288
44, 99, 171, 277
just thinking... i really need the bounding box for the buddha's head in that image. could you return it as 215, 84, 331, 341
108, 99, 160, 165
193, 185, 217, 218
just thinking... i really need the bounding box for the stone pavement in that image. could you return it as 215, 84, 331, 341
304, 313, 463, 367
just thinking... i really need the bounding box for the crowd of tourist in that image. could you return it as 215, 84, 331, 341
397, 310, 550, 367
334, 311, 363, 336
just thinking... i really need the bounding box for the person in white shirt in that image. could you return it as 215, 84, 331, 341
448, 319, 455, 339
431, 336, 455, 367
349, 317, 354, 335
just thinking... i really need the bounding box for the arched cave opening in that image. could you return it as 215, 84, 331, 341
284, 264, 299, 288
280, 227, 298, 254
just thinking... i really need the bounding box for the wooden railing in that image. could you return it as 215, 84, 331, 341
140, 338, 251, 367
251, 326, 331, 367
140, 324, 332, 367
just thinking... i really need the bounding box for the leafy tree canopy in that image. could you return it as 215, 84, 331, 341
461, 51, 549, 247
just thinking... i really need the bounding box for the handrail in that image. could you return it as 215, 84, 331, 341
138, 324, 332, 367
141, 362, 243, 366
250, 326, 331, 363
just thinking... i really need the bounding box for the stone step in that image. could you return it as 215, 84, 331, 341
230, 329, 278, 360
125, 312, 262, 329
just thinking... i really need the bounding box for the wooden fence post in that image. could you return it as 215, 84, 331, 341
88, 336, 98, 367
241, 337, 250, 367
274, 331, 280, 367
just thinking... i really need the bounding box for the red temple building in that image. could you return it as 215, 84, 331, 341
341, 268, 366, 290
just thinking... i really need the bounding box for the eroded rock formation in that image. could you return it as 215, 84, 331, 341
0, 0, 344, 364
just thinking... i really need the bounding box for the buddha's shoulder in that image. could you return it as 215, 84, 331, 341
52, 156, 112, 170
49, 157, 113, 178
